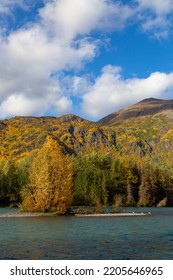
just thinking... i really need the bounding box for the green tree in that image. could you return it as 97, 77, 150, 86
108, 158, 127, 205
73, 152, 110, 206
138, 163, 158, 206
0, 159, 20, 206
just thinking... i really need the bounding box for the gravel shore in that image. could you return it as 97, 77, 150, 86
75, 212, 151, 217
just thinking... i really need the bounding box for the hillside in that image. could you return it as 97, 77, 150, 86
0, 114, 116, 160
98, 98, 173, 125
1, 98, 173, 209
113, 113, 173, 165
0, 98, 173, 162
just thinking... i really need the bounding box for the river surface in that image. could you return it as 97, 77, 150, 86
0, 207, 173, 260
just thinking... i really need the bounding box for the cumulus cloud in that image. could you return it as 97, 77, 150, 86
82, 65, 173, 119
39, 0, 134, 41
0, 94, 45, 119
1, 0, 173, 119
0, 0, 136, 119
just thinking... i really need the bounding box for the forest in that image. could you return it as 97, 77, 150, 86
0, 136, 172, 213
0, 111, 173, 213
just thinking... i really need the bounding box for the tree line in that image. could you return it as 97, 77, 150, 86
0, 138, 172, 212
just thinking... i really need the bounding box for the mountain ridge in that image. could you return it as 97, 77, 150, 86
1, 97, 173, 126
0, 97, 173, 161
0, 113, 116, 159
1, 97, 173, 208
97, 98, 173, 125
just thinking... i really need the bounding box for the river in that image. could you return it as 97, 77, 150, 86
0, 207, 173, 259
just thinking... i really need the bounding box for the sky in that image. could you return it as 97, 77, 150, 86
1, 0, 173, 121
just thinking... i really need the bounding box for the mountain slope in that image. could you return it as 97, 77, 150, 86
98, 98, 173, 125
0, 114, 116, 160
0, 98, 173, 163
1, 99, 173, 208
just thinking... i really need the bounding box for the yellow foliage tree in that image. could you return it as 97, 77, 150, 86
20, 138, 73, 213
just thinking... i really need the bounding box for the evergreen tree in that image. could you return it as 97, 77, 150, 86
73, 152, 110, 206
138, 163, 158, 206
0, 159, 20, 206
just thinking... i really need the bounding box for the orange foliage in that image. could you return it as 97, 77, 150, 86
21, 138, 73, 213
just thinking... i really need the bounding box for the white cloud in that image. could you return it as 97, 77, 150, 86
0, 94, 45, 119
136, 0, 173, 15
58, 74, 93, 97
136, 0, 173, 38
0, 24, 98, 117
1, 0, 173, 119
0, 0, 136, 119
82, 65, 173, 119
53, 96, 72, 114
39, 0, 134, 41
141, 16, 170, 39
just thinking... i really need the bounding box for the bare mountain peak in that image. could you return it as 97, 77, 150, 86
98, 98, 173, 125
137, 97, 164, 104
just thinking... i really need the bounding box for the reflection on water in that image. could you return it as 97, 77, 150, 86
0, 207, 173, 259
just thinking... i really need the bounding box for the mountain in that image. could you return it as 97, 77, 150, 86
1, 98, 173, 208
1, 98, 173, 161
0, 114, 116, 159
98, 98, 173, 125
93, 97, 173, 160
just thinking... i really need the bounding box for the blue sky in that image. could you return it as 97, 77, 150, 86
1, 0, 173, 120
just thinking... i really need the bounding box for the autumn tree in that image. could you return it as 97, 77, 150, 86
20, 138, 73, 213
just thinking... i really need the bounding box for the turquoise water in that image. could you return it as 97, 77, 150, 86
0, 207, 173, 259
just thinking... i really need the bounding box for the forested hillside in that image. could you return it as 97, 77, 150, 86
0, 99, 173, 212
0, 114, 116, 159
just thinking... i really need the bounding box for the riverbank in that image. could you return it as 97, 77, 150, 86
0, 211, 151, 218
75, 212, 151, 217
0, 212, 57, 218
